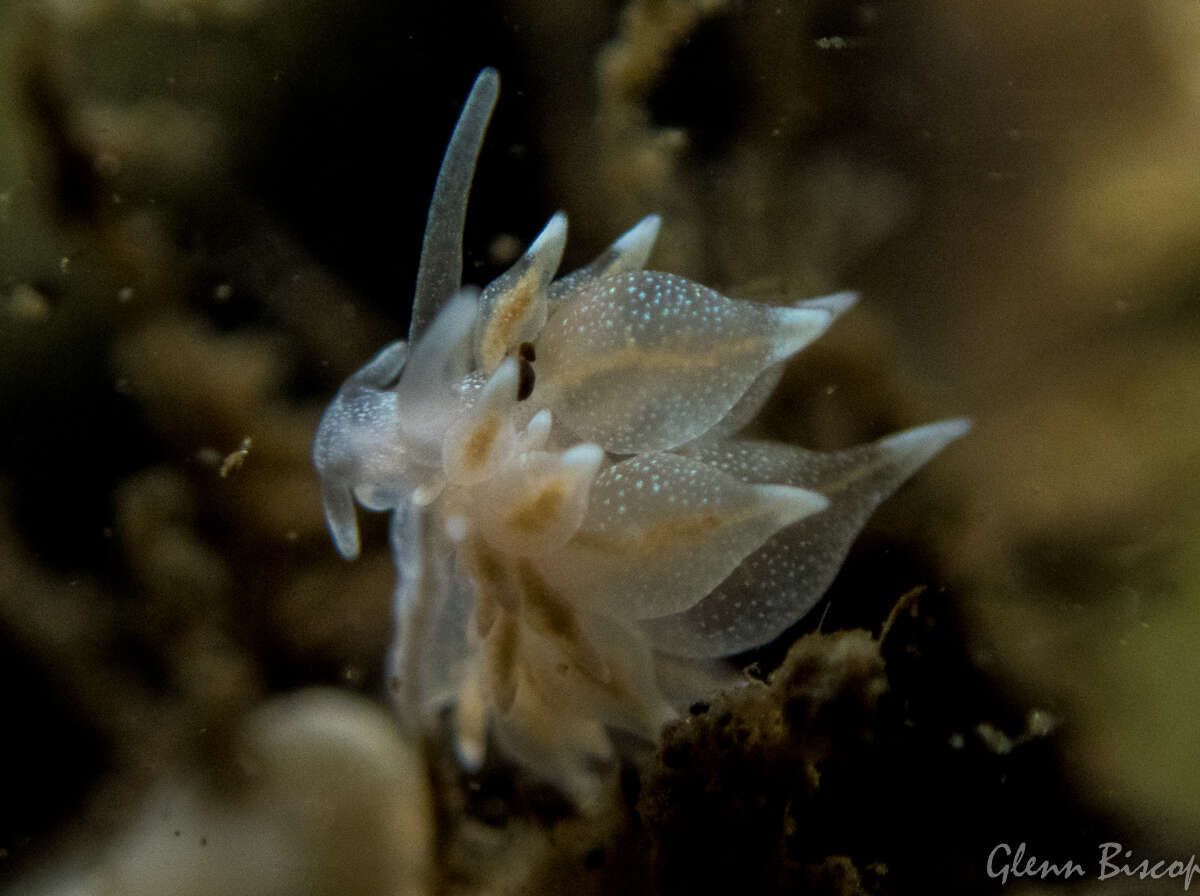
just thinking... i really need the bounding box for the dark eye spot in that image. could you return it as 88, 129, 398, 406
518, 341, 536, 363
517, 357, 536, 401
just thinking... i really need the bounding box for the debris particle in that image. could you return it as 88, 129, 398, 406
219, 436, 252, 477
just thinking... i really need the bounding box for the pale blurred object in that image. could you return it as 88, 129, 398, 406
11, 690, 433, 896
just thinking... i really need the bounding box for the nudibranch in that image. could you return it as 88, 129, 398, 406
313, 68, 968, 802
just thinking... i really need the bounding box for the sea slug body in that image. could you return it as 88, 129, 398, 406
313, 68, 969, 802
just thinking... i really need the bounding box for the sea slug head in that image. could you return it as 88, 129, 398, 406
312, 340, 410, 559
313, 68, 503, 560
313, 288, 484, 559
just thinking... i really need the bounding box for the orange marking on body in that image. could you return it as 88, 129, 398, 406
460, 416, 501, 471
482, 277, 536, 367
505, 479, 567, 533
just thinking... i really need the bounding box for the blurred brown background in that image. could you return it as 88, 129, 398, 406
2, 0, 1199, 893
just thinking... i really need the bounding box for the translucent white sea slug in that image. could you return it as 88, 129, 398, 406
313, 68, 969, 802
